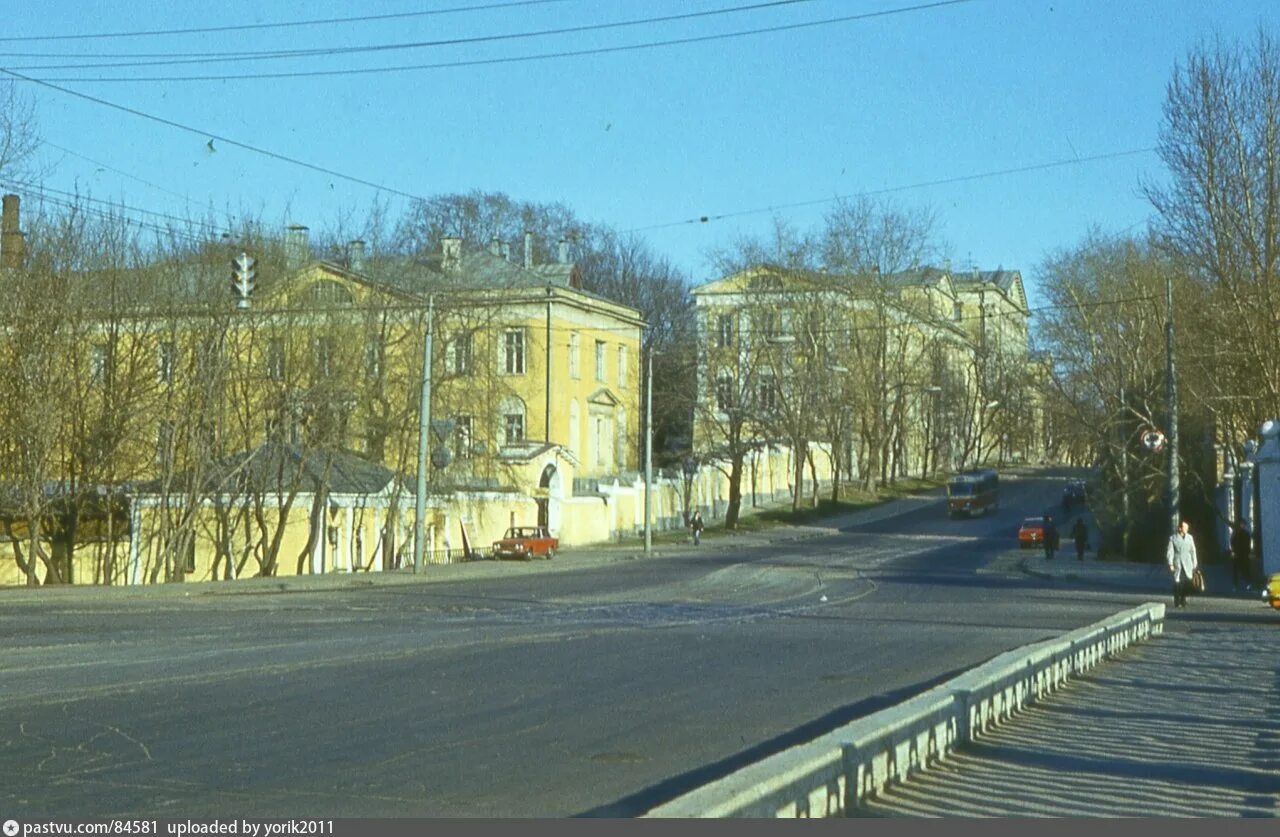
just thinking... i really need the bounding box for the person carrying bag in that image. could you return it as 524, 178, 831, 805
1166, 519, 1199, 609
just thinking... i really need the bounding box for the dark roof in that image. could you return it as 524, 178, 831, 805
371, 249, 580, 295
950, 269, 1022, 294
135, 443, 397, 496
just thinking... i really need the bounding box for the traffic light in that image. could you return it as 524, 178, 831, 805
231, 252, 256, 309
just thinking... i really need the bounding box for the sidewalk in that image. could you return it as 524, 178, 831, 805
1018, 549, 1248, 602
859, 615, 1280, 817
0, 489, 945, 603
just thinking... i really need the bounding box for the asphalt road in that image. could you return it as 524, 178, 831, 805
0, 471, 1164, 818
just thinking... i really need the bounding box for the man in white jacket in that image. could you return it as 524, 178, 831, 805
1166, 519, 1199, 609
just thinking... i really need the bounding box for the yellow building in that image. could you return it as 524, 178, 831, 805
0, 195, 649, 585
690, 262, 1032, 499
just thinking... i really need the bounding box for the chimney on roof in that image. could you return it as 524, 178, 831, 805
2, 194, 25, 270
523, 231, 533, 269
557, 238, 569, 264
285, 225, 310, 271
349, 240, 366, 272
441, 236, 462, 272
489, 237, 502, 257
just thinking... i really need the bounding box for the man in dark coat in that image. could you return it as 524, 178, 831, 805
1071, 517, 1088, 561
1044, 516, 1060, 560
1230, 521, 1252, 591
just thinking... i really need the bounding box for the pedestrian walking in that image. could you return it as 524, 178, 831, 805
1070, 517, 1088, 561
690, 510, 705, 546
1166, 519, 1199, 609
1043, 515, 1060, 560
1230, 520, 1252, 591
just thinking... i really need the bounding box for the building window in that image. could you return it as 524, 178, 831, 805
595, 340, 606, 382
449, 332, 474, 376
266, 338, 286, 381
569, 333, 580, 379
953, 301, 963, 322
454, 415, 474, 459
504, 328, 526, 375
156, 420, 175, 468
618, 345, 628, 387
758, 375, 777, 411
715, 375, 736, 413
90, 343, 109, 385
503, 412, 525, 446
594, 417, 607, 466
313, 336, 336, 380
157, 341, 177, 384
715, 313, 735, 348
759, 310, 778, 341
364, 336, 384, 380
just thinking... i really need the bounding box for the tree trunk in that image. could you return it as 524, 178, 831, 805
724, 456, 744, 529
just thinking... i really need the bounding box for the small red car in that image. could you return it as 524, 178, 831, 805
492, 526, 558, 560
1018, 517, 1047, 549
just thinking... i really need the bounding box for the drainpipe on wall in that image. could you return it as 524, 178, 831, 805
546, 287, 553, 442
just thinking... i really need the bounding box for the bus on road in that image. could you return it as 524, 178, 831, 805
947, 468, 999, 518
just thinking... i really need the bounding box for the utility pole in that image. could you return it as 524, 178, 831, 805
414, 296, 435, 574
1166, 274, 1180, 537
644, 350, 653, 553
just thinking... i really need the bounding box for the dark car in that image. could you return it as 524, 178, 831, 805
1062, 480, 1087, 509
1018, 517, 1048, 549
492, 526, 558, 560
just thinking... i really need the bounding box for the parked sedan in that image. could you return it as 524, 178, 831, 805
492, 526, 558, 560
1018, 517, 1048, 549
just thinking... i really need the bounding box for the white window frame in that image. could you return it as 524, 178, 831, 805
715, 313, 734, 348
313, 335, 336, 379
595, 340, 606, 382
715, 375, 735, 413
504, 328, 526, 375
569, 333, 580, 379
618, 345, 628, 387
450, 332, 474, 376
504, 412, 525, 445
90, 343, 109, 385
158, 341, 177, 385
454, 415, 473, 459
266, 337, 286, 381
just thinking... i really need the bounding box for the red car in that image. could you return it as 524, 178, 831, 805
1018, 517, 1048, 549
492, 526, 558, 560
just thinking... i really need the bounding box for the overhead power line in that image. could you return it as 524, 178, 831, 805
11, 0, 977, 82
625, 148, 1158, 234
0, 0, 570, 43
0, 67, 430, 203
1, 0, 820, 64
0, 177, 233, 235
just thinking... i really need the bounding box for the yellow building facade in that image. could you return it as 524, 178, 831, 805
0, 199, 655, 586
690, 263, 1032, 491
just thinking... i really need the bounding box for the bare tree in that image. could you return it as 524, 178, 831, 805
1146, 30, 1280, 427
1036, 232, 1176, 557
0, 80, 39, 181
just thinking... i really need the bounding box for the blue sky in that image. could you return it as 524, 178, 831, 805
3, 0, 1276, 309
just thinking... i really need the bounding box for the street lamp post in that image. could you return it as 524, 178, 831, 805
1166, 272, 1180, 537
413, 296, 435, 574
644, 350, 653, 553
